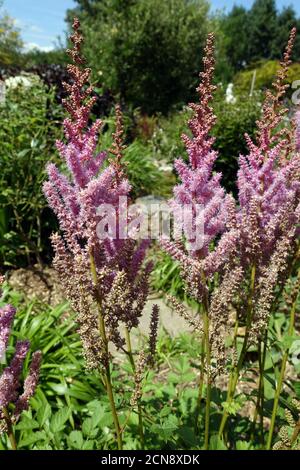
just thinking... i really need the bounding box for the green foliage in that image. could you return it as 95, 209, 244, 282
212, 91, 262, 195
219, 0, 300, 75
234, 60, 300, 96
0, 11, 23, 67
0, 279, 300, 450
150, 248, 189, 303
0, 79, 63, 267
218, 6, 250, 73
67, 0, 210, 114
22, 48, 67, 68
248, 0, 278, 63
123, 141, 164, 199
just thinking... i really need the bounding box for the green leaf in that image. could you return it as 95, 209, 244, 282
68, 430, 84, 449
18, 431, 47, 448
159, 406, 172, 418
82, 440, 95, 450
37, 402, 52, 427
209, 435, 227, 450
50, 408, 71, 433
178, 426, 198, 447
16, 417, 39, 431
221, 400, 241, 416
281, 334, 299, 351
82, 418, 98, 438
236, 441, 250, 450
151, 415, 178, 442
17, 149, 31, 158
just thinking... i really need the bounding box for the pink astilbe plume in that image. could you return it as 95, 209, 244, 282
160, 34, 241, 381
43, 19, 158, 369
237, 28, 300, 268
162, 29, 300, 376
295, 109, 300, 152
162, 33, 238, 299
0, 341, 30, 409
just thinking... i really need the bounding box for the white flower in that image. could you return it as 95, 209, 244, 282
5, 76, 33, 90
225, 83, 237, 104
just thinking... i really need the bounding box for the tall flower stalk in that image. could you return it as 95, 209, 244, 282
218, 27, 300, 438
43, 19, 159, 449
161, 33, 239, 448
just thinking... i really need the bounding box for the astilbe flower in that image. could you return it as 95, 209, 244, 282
295, 109, 300, 152
161, 34, 238, 302
237, 28, 300, 266
0, 278, 42, 433
43, 19, 158, 370
235, 28, 300, 343
273, 399, 300, 450
162, 29, 300, 375
161, 34, 239, 366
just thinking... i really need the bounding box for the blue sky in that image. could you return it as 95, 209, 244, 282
2, 0, 300, 51
2, 0, 76, 51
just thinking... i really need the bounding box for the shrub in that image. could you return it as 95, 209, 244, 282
67, 0, 210, 114
234, 60, 300, 95
212, 91, 262, 194
0, 78, 63, 267
0, 12, 23, 67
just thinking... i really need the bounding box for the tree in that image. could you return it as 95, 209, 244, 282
271, 6, 300, 61
219, 6, 250, 71
247, 0, 278, 62
220, 0, 300, 76
66, 0, 210, 114
0, 12, 23, 66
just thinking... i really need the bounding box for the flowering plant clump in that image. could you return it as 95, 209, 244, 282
35, 18, 300, 451
0, 276, 41, 450
161, 28, 300, 449
43, 19, 159, 450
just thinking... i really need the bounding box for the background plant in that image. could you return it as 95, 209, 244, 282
66, 0, 210, 115
0, 5, 23, 67
0, 78, 63, 268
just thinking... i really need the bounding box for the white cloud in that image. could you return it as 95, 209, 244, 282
23, 42, 54, 53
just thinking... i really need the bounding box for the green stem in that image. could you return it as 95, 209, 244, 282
218, 265, 256, 439
201, 271, 211, 450
259, 332, 268, 445
90, 252, 123, 450
251, 337, 266, 447
266, 286, 298, 450
124, 327, 145, 449
194, 335, 205, 435
203, 308, 211, 450
2, 407, 17, 450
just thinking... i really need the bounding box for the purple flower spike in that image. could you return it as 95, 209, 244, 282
0, 340, 30, 409
0, 305, 16, 361
14, 350, 42, 419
